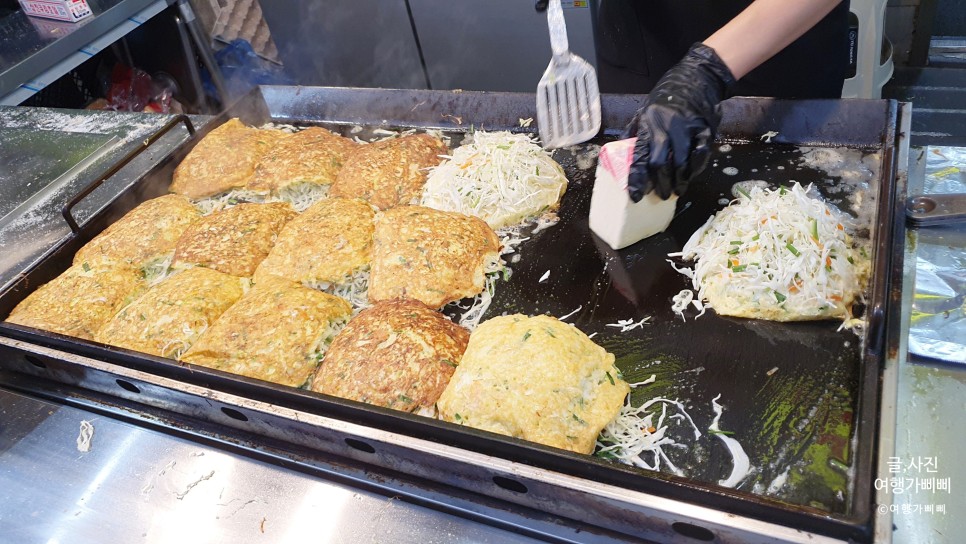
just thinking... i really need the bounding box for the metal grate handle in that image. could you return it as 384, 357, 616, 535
61, 114, 195, 234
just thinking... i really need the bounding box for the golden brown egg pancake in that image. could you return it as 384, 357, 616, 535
170, 119, 287, 199
253, 198, 374, 286
95, 267, 247, 358
180, 275, 351, 387
247, 126, 358, 193
5, 261, 145, 341
369, 206, 500, 308
330, 133, 448, 210
73, 194, 201, 267
311, 298, 469, 412
173, 202, 296, 278
437, 315, 629, 455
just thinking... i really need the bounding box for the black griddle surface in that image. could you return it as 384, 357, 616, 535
465, 137, 880, 515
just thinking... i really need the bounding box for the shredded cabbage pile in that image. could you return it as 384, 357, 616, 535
192, 183, 328, 215
311, 316, 349, 356
596, 380, 702, 476
304, 268, 371, 316
421, 131, 568, 229
598, 382, 752, 488
669, 182, 870, 323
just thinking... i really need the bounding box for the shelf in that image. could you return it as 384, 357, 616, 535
0, 0, 169, 105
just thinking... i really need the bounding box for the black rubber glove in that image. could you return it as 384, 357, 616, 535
623, 43, 736, 201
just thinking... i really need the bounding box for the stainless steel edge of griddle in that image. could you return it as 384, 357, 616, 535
872, 100, 913, 544
0, 337, 843, 544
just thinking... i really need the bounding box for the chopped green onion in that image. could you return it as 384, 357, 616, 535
829, 458, 849, 472
82, 262, 91, 272
811, 218, 819, 240
736, 187, 752, 199
731, 264, 747, 272
522, 331, 531, 341
847, 256, 855, 265
605, 371, 615, 386
774, 291, 787, 303
752, 234, 760, 241
779, 186, 787, 195
728, 248, 740, 255
786, 243, 801, 256
440, 358, 458, 368
730, 240, 742, 245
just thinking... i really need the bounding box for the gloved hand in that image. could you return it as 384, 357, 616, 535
622, 43, 736, 201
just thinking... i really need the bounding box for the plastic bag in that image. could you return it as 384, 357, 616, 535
203, 39, 293, 103
87, 64, 179, 113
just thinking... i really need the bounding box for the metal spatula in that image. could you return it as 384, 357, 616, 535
536, 0, 601, 149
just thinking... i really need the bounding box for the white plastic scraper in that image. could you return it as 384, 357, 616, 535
536, 0, 601, 149
589, 138, 678, 250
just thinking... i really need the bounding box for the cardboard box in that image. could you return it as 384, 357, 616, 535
18, 0, 92, 22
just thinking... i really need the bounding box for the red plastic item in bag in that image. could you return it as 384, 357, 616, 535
101, 64, 176, 113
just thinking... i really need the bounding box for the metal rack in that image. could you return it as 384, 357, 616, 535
0, 0, 224, 110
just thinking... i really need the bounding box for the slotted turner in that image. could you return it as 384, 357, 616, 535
536, 0, 601, 149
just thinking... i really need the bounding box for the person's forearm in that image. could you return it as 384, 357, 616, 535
703, 0, 843, 80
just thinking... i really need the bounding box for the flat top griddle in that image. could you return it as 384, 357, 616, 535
500, 140, 876, 514
0, 87, 903, 542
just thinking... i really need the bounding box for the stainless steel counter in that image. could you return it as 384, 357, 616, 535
0, 106, 198, 291
887, 146, 966, 544
0, 387, 547, 544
